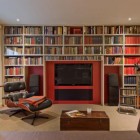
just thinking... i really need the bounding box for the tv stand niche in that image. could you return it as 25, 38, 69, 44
46, 61, 101, 104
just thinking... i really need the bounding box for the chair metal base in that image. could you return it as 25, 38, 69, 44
9, 109, 27, 117
21, 112, 48, 125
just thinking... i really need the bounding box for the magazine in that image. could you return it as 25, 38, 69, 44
65, 110, 86, 118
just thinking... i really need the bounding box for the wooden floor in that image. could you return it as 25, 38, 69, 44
0, 104, 140, 131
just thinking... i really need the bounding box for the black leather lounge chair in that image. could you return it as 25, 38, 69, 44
2, 81, 35, 117
2, 81, 52, 125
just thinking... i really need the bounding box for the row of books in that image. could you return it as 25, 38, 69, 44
4, 36, 140, 45
124, 67, 135, 74
64, 27, 83, 34
104, 46, 123, 54
5, 67, 23, 75
4, 46, 140, 55
104, 57, 123, 64
120, 87, 136, 96
24, 57, 43, 65
4, 36, 23, 44
125, 37, 140, 44
120, 97, 136, 106
124, 26, 140, 34
4, 26, 140, 35
24, 26, 42, 34
4, 26, 23, 34
124, 57, 140, 64
45, 56, 101, 61
84, 26, 103, 34
44, 36, 63, 44
24, 37, 43, 44
64, 46, 83, 54
65, 36, 83, 44
5, 77, 24, 82
84, 46, 102, 54
104, 36, 123, 44
5, 57, 23, 65
24, 47, 42, 54
45, 46, 102, 55
124, 76, 136, 84
5, 47, 23, 55
84, 36, 103, 44
125, 46, 140, 54
104, 26, 123, 34
44, 26, 63, 35
45, 47, 62, 54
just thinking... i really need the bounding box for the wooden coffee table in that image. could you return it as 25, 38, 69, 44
60, 110, 110, 131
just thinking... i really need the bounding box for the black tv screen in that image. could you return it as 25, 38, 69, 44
55, 64, 92, 86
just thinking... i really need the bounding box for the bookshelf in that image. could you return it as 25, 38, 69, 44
44, 26, 63, 56
0, 25, 3, 106
24, 26, 43, 66
1, 25, 140, 106
118, 87, 137, 115
84, 26, 103, 57
3, 26, 24, 82
123, 25, 140, 108
119, 88, 137, 107
135, 70, 140, 108
104, 25, 123, 65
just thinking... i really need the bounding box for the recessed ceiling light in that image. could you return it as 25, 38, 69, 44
16, 18, 20, 22
128, 17, 132, 21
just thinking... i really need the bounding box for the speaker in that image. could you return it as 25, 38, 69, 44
108, 87, 119, 105
108, 73, 118, 87
29, 74, 39, 87
108, 73, 119, 106
29, 74, 40, 95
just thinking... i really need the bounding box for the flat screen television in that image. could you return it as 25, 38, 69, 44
55, 64, 93, 86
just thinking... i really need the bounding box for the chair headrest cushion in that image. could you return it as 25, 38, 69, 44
4, 82, 26, 92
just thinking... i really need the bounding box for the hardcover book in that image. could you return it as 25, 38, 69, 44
65, 110, 86, 118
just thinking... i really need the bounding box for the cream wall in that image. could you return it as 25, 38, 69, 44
0, 25, 3, 106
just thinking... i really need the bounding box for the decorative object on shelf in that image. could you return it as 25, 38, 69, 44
134, 60, 140, 71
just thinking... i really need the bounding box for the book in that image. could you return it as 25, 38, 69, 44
65, 110, 86, 118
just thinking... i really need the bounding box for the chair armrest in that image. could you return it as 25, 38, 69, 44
3, 92, 25, 101
2, 94, 12, 99
24, 92, 36, 98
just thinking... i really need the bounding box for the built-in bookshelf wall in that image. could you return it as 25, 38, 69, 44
2, 25, 140, 106
124, 26, 140, 90
0, 25, 3, 106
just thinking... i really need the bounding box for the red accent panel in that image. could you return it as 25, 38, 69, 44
46, 62, 54, 100
93, 61, 101, 104
55, 86, 93, 89
26, 66, 43, 96
46, 61, 101, 104
104, 66, 121, 104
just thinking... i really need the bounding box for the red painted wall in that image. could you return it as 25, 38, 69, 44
46, 61, 101, 104
104, 66, 121, 104
26, 66, 43, 95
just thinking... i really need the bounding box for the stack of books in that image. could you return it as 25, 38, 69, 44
65, 110, 86, 118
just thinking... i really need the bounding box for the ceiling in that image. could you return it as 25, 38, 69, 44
0, 0, 140, 25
